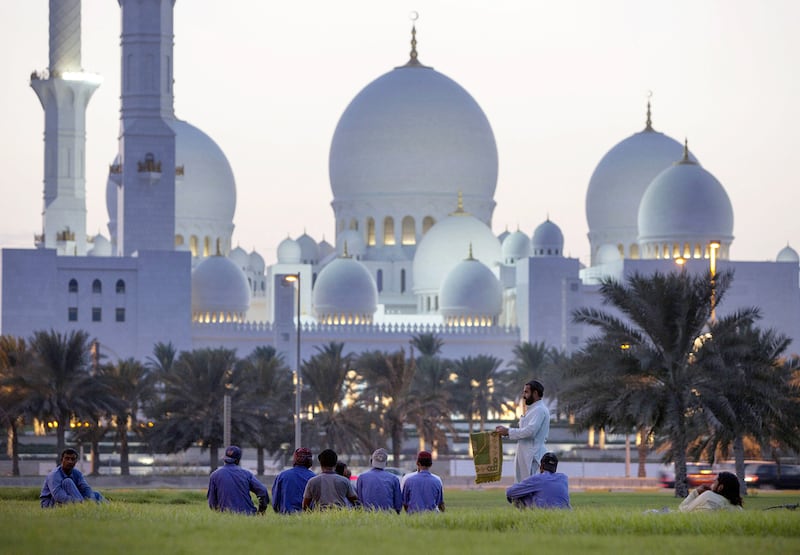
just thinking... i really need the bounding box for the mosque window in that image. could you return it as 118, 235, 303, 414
377, 269, 383, 293
629, 244, 639, 259
68, 279, 78, 293
116, 308, 125, 322
68, 307, 78, 322
349, 218, 358, 231
400, 269, 406, 293
366, 218, 376, 246
203, 237, 211, 257
422, 216, 435, 235
92, 307, 102, 322
383, 217, 396, 246
401, 216, 416, 245
175, 235, 184, 246
92, 279, 102, 294
190, 235, 198, 257
116, 279, 126, 294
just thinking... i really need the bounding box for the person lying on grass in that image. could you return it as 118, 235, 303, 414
40, 448, 105, 508
678, 471, 743, 512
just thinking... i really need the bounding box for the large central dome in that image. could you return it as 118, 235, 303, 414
329, 63, 498, 217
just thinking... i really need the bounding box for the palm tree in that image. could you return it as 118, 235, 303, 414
238, 346, 293, 474
451, 354, 507, 435
97, 358, 154, 476
147, 341, 177, 375
408, 352, 455, 454
409, 333, 444, 357
356, 348, 417, 461
691, 321, 800, 493
569, 269, 745, 497
147, 347, 260, 470
0, 335, 34, 476
26, 329, 97, 456
301, 342, 371, 455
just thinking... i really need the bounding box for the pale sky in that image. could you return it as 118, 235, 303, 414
1, 0, 798, 266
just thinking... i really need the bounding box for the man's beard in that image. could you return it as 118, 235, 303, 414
525, 397, 534, 406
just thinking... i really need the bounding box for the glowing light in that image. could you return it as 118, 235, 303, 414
61, 71, 103, 85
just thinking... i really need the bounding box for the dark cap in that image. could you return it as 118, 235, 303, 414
293, 447, 312, 467
540, 452, 558, 472
417, 450, 433, 466
223, 445, 242, 464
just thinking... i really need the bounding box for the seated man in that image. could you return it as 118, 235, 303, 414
402, 451, 445, 513
506, 452, 571, 509
272, 447, 315, 514
357, 448, 402, 513
40, 448, 105, 508
302, 449, 358, 510
207, 445, 269, 515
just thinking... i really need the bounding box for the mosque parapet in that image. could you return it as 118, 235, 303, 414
190, 320, 518, 337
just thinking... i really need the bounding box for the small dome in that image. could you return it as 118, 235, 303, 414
596, 244, 623, 265
497, 228, 511, 243
502, 230, 531, 263
413, 209, 502, 294
87, 234, 111, 257
337, 230, 365, 258
277, 237, 302, 264
531, 219, 564, 257
638, 154, 734, 255
248, 250, 265, 273
296, 233, 320, 265
777, 244, 799, 263
440, 256, 502, 327
228, 245, 249, 271
313, 256, 378, 324
318, 237, 334, 259
191, 256, 250, 323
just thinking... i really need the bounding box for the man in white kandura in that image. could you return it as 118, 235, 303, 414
495, 379, 550, 482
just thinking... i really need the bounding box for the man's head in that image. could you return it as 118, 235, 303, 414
334, 461, 351, 478
223, 445, 242, 465
416, 450, 433, 469
318, 448, 338, 469
523, 380, 544, 406
293, 447, 313, 468
371, 448, 388, 469
60, 448, 79, 473
540, 452, 558, 473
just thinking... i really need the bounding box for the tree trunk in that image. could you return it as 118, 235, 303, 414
257, 446, 265, 476
119, 419, 130, 476
733, 434, 747, 496
10, 421, 20, 476
91, 438, 100, 476
637, 426, 648, 478
673, 423, 689, 498
209, 445, 219, 472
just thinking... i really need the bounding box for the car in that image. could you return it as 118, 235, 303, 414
658, 463, 715, 488
743, 463, 800, 490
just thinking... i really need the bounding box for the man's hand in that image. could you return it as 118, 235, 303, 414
495, 425, 509, 437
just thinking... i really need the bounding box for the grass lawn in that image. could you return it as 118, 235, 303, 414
1, 487, 798, 555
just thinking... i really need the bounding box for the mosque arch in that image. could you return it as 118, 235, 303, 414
203, 236, 211, 257
190, 235, 198, 257
366, 218, 376, 246
175, 234, 184, 247
68, 279, 78, 293
383, 217, 396, 246
115, 279, 126, 294
401, 216, 416, 245
92, 279, 102, 294
376, 269, 383, 292
349, 218, 358, 231
422, 216, 435, 235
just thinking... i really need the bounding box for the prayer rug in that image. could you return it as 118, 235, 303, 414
470, 431, 502, 484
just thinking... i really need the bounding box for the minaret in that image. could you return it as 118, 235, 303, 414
114, 0, 177, 256
30, 0, 101, 256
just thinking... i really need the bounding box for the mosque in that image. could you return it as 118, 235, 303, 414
2, 0, 799, 373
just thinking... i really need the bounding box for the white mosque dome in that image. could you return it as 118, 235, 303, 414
502, 230, 531, 263
191, 256, 250, 323
337, 229, 365, 258
638, 152, 734, 254
497, 228, 511, 243
313, 256, 378, 324
277, 237, 302, 264
228, 245, 249, 271
249, 250, 265, 273
106, 118, 236, 254
87, 234, 112, 257
329, 60, 498, 213
585, 107, 696, 262
596, 243, 623, 265
413, 208, 502, 294
531, 219, 564, 257
296, 233, 320, 264
440, 256, 503, 327
777, 244, 799, 263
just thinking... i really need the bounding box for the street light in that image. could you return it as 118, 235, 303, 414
283, 273, 302, 450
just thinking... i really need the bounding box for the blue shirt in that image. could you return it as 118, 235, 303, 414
39, 465, 98, 508
402, 469, 444, 513
271, 465, 315, 514
506, 471, 571, 509
357, 468, 402, 513
207, 463, 269, 515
